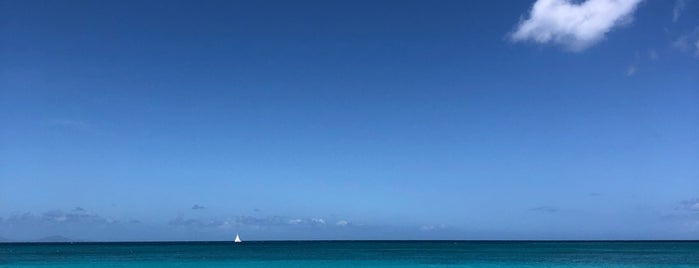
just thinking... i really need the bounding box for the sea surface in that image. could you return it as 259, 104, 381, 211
2, 241, 698, 267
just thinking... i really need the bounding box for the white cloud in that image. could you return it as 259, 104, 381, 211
168, 215, 339, 229
673, 27, 699, 58
336, 220, 349, 226
512, 0, 643, 51
285, 218, 327, 225
50, 119, 89, 128
419, 224, 448, 231
648, 49, 658, 60
673, 0, 687, 22
625, 51, 641, 76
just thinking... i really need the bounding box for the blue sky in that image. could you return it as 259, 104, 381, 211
1, 0, 698, 241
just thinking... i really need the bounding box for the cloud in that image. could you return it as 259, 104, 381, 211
419, 224, 448, 231
679, 198, 699, 211
2, 209, 117, 225
169, 216, 224, 228
234, 215, 288, 227
288, 219, 303, 225
529, 206, 560, 213
648, 49, 658, 60
511, 0, 643, 51
336, 220, 349, 226
624, 51, 642, 76
673, 0, 687, 22
169, 215, 331, 229
664, 198, 699, 233
49, 119, 90, 128
191, 204, 206, 210
283, 218, 326, 225
673, 27, 699, 58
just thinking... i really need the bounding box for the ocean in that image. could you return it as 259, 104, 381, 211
2, 241, 698, 267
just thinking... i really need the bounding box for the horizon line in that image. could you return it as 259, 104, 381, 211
3, 239, 699, 244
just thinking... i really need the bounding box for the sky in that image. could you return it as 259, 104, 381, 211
1, 0, 698, 241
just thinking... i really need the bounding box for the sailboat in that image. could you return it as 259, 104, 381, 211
234, 233, 242, 243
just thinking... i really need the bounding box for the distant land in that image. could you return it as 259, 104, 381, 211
0, 235, 84, 243
34, 235, 80, 243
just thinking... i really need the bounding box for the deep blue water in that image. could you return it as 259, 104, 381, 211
2, 241, 698, 267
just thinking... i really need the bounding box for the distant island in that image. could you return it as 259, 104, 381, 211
0, 235, 82, 243
34, 235, 80, 243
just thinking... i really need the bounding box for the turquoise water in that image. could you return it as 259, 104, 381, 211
2, 241, 698, 267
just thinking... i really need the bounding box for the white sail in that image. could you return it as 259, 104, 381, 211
234, 234, 242, 243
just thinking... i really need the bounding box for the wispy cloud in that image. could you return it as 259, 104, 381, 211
662, 198, 699, 234
234, 215, 289, 227
169, 215, 331, 229
679, 198, 699, 211
511, 0, 643, 51
529, 206, 560, 213
2, 209, 117, 225
419, 224, 449, 232
673, 27, 699, 58
648, 49, 659, 60
169, 216, 225, 228
288, 218, 303, 225
191, 204, 206, 210
49, 119, 90, 128
625, 50, 643, 76
673, 0, 687, 22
